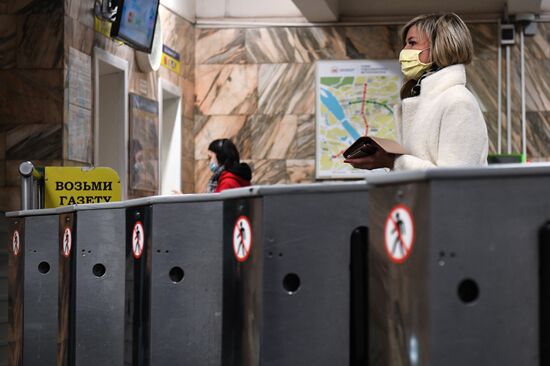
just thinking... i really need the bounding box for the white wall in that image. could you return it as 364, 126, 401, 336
160, 0, 196, 22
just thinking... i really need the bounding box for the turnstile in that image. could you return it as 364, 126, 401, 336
124, 194, 225, 366
366, 165, 550, 366
220, 182, 369, 366
6, 207, 74, 366
7, 203, 127, 366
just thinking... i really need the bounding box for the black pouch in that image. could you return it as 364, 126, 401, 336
343, 137, 379, 159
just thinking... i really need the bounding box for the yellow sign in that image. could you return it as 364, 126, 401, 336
94, 16, 113, 38
161, 45, 181, 74
44, 167, 121, 208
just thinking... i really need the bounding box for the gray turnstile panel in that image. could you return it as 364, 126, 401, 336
123, 194, 225, 366
220, 182, 370, 366
366, 165, 550, 366
6, 208, 66, 366
149, 199, 224, 365
73, 205, 126, 366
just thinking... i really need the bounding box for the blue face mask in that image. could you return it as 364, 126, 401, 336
209, 161, 218, 173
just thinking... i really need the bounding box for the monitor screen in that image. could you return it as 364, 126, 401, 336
111, 0, 160, 53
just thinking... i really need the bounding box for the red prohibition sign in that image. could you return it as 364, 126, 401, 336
132, 221, 145, 259
62, 227, 72, 258
233, 216, 252, 262
384, 204, 415, 264
12, 230, 20, 256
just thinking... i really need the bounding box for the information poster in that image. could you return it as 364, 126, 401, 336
316, 60, 402, 179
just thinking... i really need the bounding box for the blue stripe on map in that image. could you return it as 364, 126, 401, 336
320, 87, 361, 140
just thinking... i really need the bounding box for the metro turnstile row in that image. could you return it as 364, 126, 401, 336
6, 182, 370, 366
7, 165, 550, 366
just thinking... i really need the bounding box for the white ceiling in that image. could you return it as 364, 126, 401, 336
161, 0, 548, 23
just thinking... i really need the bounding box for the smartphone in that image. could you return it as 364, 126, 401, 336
343, 137, 379, 159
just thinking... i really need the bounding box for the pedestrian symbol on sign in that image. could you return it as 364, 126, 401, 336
132, 221, 145, 259
384, 204, 415, 263
62, 227, 72, 257
233, 216, 252, 262
12, 230, 20, 256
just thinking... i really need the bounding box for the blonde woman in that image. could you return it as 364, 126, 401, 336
344, 13, 488, 170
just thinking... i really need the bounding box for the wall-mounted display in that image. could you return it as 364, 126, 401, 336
315, 60, 402, 179
129, 93, 159, 192
111, 0, 160, 53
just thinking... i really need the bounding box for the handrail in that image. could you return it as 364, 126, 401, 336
19, 161, 45, 210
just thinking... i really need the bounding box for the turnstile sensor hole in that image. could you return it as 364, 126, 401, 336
458, 279, 479, 304
169, 267, 184, 283
38, 262, 50, 274
93, 264, 106, 277
268, 252, 273, 258
157, 249, 161, 253
283, 273, 301, 294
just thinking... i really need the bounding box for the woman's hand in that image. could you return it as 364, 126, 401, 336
344, 149, 396, 170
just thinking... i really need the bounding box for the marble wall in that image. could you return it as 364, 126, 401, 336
0, 0, 65, 210
0, 0, 195, 210
64, 1, 195, 199
194, 23, 550, 191
1, 10, 549, 207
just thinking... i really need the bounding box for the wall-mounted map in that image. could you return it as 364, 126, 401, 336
316, 60, 402, 179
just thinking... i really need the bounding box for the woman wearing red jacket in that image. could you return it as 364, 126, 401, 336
206, 139, 252, 193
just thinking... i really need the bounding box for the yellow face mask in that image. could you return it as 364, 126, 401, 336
399, 48, 432, 80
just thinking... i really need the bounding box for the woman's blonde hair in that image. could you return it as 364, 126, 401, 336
401, 13, 474, 68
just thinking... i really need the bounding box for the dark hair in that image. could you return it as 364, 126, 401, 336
208, 138, 240, 169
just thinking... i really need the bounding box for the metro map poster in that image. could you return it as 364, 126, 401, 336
316, 60, 402, 179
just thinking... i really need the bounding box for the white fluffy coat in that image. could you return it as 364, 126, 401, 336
393, 64, 489, 170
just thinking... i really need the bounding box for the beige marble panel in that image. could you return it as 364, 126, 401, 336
510, 56, 550, 112
294, 27, 347, 62
194, 159, 210, 193
248, 115, 298, 159
466, 58, 498, 113
180, 76, 195, 119
246, 28, 295, 64
181, 116, 194, 159
194, 115, 247, 159
195, 64, 258, 115
469, 23, 498, 61
17, 10, 64, 69
482, 111, 550, 158
196, 28, 246, 64
160, 5, 195, 66
287, 114, 315, 159
344, 26, 401, 60
286, 159, 315, 184
0, 15, 16, 68
64, 15, 94, 56
524, 22, 549, 60
248, 159, 288, 185
258, 63, 314, 115
181, 157, 194, 191
0, 69, 64, 124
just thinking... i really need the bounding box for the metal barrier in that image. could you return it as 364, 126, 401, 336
219, 182, 369, 366
366, 165, 550, 366
124, 194, 225, 366
6, 207, 71, 365
18, 162, 44, 210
